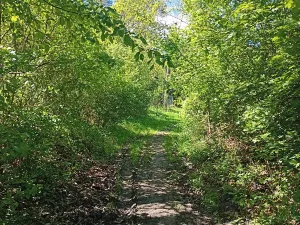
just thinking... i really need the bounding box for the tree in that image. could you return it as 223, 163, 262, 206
169, 0, 300, 223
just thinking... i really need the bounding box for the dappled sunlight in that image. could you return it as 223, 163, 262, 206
137, 202, 180, 217
128, 132, 212, 224
2, 0, 298, 224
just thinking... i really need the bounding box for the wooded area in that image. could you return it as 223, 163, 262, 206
0, 0, 299, 224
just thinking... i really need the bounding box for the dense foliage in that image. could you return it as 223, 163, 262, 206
0, 0, 169, 223
1, 0, 299, 224
168, 0, 300, 223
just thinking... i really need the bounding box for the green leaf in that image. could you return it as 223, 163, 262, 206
124, 34, 134, 48
140, 36, 147, 45
35, 31, 45, 40
154, 51, 162, 59
101, 32, 108, 41
155, 58, 164, 66
44, 44, 50, 52
147, 50, 153, 58
118, 28, 125, 37
167, 59, 174, 68
134, 52, 140, 61
139, 53, 144, 61
285, 0, 295, 8
289, 159, 299, 168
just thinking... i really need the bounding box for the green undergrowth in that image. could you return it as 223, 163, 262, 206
175, 111, 300, 225
164, 125, 182, 164
110, 106, 182, 165
162, 107, 300, 224
0, 111, 116, 224
110, 106, 181, 146
0, 106, 182, 224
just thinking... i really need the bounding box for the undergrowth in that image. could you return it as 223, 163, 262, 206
174, 104, 300, 225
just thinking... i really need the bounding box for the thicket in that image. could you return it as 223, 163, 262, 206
0, 0, 170, 223
2, 0, 300, 224
167, 0, 300, 224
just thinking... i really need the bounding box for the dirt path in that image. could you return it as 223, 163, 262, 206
119, 131, 212, 225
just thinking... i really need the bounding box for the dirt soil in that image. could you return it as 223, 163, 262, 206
119, 131, 213, 225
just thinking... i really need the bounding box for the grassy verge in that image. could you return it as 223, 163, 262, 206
109, 106, 182, 169
109, 106, 181, 146
169, 114, 300, 225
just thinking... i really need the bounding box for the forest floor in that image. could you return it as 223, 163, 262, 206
5, 108, 219, 225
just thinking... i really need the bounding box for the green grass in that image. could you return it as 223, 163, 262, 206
107, 106, 182, 163
109, 106, 182, 147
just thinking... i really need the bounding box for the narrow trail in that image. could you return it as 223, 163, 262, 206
119, 131, 212, 225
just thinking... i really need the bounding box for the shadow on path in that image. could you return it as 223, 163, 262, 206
132, 131, 212, 225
